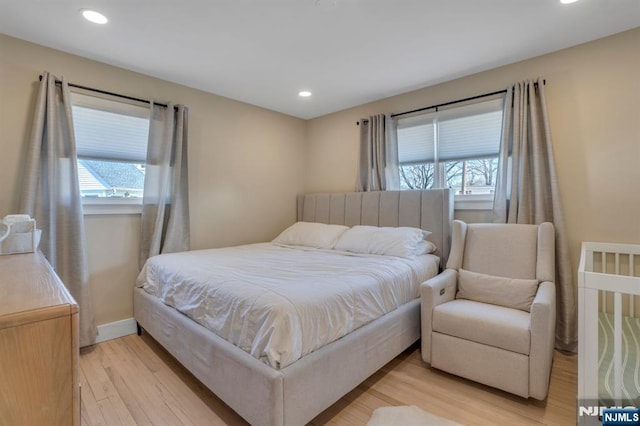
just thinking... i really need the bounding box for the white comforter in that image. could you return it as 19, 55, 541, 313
137, 243, 438, 369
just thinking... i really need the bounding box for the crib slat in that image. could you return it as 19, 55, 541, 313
601, 252, 607, 312
615, 253, 620, 317
579, 287, 600, 400
585, 248, 593, 272
613, 292, 622, 404
631, 254, 635, 317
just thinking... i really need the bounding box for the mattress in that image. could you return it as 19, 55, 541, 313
598, 312, 640, 405
137, 243, 439, 369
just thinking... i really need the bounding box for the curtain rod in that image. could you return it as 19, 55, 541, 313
39, 74, 173, 109
357, 80, 545, 125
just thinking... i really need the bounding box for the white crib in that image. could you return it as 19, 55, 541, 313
578, 241, 640, 421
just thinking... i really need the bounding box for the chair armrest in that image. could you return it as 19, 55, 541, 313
529, 280, 556, 400
420, 269, 458, 364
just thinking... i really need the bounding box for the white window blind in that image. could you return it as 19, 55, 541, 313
396, 97, 503, 164
438, 110, 503, 161
397, 122, 435, 164
71, 93, 150, 162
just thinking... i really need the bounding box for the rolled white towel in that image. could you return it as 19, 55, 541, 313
3, 214, 32, 223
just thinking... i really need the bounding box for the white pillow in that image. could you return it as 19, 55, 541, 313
334, 225, 432, 258
414, 240, 437, 256
272, 222, 349, 249
455, 269, 539, 312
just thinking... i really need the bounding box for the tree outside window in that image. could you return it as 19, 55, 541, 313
399, 157, 498, 195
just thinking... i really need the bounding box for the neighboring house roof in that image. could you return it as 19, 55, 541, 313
78, 160, 108, 190
79, 159, 145, 190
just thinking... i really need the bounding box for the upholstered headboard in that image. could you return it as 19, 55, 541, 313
297, 189, 453, 267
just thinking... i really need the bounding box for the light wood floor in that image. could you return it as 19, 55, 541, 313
80, 333, 577, 425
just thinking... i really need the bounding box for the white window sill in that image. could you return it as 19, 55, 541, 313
82, 198, 142, 215
454, 194, 494, 211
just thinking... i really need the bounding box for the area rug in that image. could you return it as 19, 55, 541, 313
367, 405, 461, 426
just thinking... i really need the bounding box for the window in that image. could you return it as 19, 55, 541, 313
71, 93, 150, 205
396, 97, 504, 205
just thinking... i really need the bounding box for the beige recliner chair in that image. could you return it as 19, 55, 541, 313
421, 220, 556, 400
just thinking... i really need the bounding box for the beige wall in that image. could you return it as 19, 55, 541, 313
306, 28, 640, 276
0, 35, 307, 325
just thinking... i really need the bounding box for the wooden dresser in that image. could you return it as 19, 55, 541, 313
0, 251, 79, 425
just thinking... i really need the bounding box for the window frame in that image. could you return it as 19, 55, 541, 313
70, 90, 150, 215
396, 96, 504, 210
81, 197, 144, 215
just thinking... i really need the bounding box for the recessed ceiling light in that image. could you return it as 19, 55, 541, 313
298, 91, 312, 97
560, 0, 579, 4
81, 9, 108, 24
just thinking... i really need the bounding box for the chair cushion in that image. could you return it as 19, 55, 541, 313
456, 269, 539, 312
432, 299, 531, 355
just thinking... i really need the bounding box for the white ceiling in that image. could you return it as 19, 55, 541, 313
0, 1, 638, 119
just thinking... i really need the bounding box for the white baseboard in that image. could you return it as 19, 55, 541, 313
95, 317, 137, 344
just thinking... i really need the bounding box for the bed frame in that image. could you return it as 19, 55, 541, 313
134, 189, 453, 426
578, 242, 640, 425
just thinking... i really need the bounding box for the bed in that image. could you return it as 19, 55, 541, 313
578, 242, 640, 425
134, 189, 453, 426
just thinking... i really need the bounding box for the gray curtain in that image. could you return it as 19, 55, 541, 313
492, 77, 577, 351
19, 72, 97, 347
139, 102, 190, 268
356, 114, 399, 191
